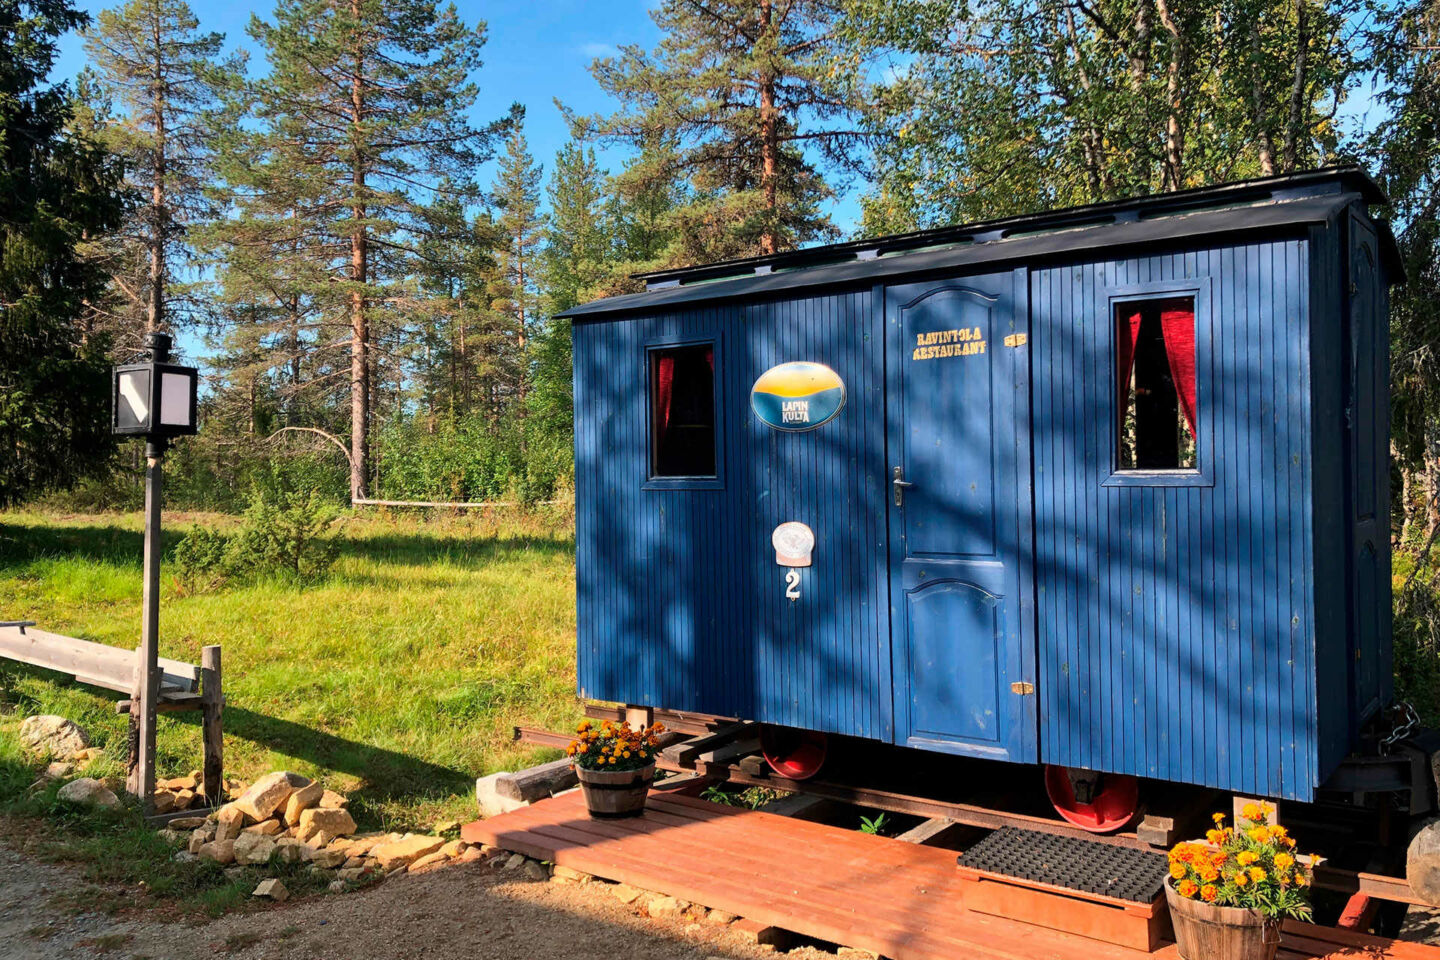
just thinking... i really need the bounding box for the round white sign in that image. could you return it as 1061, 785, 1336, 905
771, 522, 815, 567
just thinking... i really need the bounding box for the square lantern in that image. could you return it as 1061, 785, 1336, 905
113, 361, 198, 437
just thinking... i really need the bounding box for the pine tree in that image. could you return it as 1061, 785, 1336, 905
542, 142, 608, 315
203, 78, 338, 433
246, 0, 516, 500
83, 0, 243, 342
486, 123, 544, 408
0, 0, 126, 506
527, 141, 610, 443
578, 0, 868, 262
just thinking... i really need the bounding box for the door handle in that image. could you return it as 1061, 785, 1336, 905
892, 466, 914, 506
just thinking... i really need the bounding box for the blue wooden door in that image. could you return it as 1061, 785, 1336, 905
885, 270, 1038, 762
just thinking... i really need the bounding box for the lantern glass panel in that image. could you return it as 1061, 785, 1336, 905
159, 371, 193, 427
116, 369, 152, 431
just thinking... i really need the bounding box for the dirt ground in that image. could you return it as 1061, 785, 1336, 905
0, 842, 851, 960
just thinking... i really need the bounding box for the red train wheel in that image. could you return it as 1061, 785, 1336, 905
759, 725, 828, 780
1044, 764, 1140, 833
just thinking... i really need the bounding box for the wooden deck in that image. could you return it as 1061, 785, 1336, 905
463, 787, 1440, 960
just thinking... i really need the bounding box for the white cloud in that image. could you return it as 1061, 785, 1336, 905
580, 42, 617, 59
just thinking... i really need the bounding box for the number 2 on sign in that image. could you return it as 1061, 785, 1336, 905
784, 568, 801, 601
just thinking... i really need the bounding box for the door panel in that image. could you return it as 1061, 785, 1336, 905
886, 270, 1037, 762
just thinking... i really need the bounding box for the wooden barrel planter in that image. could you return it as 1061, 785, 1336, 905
1165, 882, 1280, 960
575, 763, 656, 819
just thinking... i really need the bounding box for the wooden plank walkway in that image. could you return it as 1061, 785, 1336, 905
463, 788, 1440, 960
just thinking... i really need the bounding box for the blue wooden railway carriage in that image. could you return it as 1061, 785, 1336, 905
559, 167, 1403, 830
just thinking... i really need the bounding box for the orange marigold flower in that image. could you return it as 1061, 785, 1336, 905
1205, 829, 1223, 844
1248, 828, 1270, 843
1200, 865, 1220, 883
1234, 872, 1250, 888
1169, 863, 1187, 880
1201, 885, 1218, 902
1249, 867, 1266, 883
1295, 872, 1309, 887
1237, 851, 1258, 866
1273, 853, 1294, 870
1177, 879, 1199, 899
1212, 812, 1226, 824
1241, 802, 1262, 821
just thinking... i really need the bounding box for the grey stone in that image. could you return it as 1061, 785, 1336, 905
56, 777, 119, 808
19, 716, 90, 758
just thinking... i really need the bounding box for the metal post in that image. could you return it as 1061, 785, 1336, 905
126, 437, 166, 805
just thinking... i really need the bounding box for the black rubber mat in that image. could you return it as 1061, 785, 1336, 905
956, 826, 1169, 903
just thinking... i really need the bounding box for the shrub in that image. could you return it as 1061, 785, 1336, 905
227, 483, 339, 583
168, 471, 341, 588
170, 524, 230, 591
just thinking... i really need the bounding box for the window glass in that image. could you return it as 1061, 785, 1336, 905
1116, 297, 1197, 470
650, 343, 716, 478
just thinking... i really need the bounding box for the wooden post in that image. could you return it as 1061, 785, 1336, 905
625, 704, 653, 731
126, 443, 165, 805
200, 645, 223, 804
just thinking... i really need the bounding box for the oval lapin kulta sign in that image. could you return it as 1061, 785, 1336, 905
750, 361, 845, 432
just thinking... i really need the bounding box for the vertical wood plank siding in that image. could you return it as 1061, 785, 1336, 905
1031, 240, 1317, 800
573, 290, 892, 741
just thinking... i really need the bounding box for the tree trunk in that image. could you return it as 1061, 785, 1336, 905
347, 8, 369, 503
1280, 0, 1309, 173
1427, 422, 1440, 540
148, 15, 165, 335
758, 0, 779, 256
1064, 6, 1106, 199
1397, 442, 1413, 546
516, 247, 527, 404
1131, 0, 1152, 91
1250, 20, 1276, 176
1155, 0, 1186, 191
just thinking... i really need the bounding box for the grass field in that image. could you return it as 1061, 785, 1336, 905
0, 508, 580, 833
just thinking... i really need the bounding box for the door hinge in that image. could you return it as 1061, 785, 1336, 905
1003, 333, 1027, 348
1010, 681, 1035, 696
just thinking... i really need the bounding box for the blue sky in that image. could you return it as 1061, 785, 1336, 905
50, 0, 868, 233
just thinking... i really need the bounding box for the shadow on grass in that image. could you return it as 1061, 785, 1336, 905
167, 707, 474, 816
337, 531, 574, 567
0, 522, 148, 570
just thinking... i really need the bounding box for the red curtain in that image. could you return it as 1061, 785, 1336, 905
1116, 308, 1143, 419
655, 354, 675, 441
1158, 300, 1197, 437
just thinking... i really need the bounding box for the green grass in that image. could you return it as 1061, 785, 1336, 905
0, 508, 580, 838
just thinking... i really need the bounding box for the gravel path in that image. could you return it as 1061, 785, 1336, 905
0, 841, 842, 960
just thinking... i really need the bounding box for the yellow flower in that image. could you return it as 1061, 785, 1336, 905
1170, 863, 1187, 880
1248, 827, 1269, 843
1273, 853, 1294, 870
1234, 872, 1250, 888
1249, 867, 1266, 883
622, 750, 631, 759
1295, 872, 1309, 887
1237, 852, 1258, 866
1241, 802, 1262, 821
1212, 812, 1226, 824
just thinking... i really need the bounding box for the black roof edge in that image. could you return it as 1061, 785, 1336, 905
560, 193, 1376, 320
631, 165, 1389, 287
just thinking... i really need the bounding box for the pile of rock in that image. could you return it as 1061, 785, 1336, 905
151, 771, 226, 814
169, 770, 480, 896
20, 715, 106, 789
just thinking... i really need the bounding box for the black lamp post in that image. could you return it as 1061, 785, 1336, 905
113, 332, 197, 805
